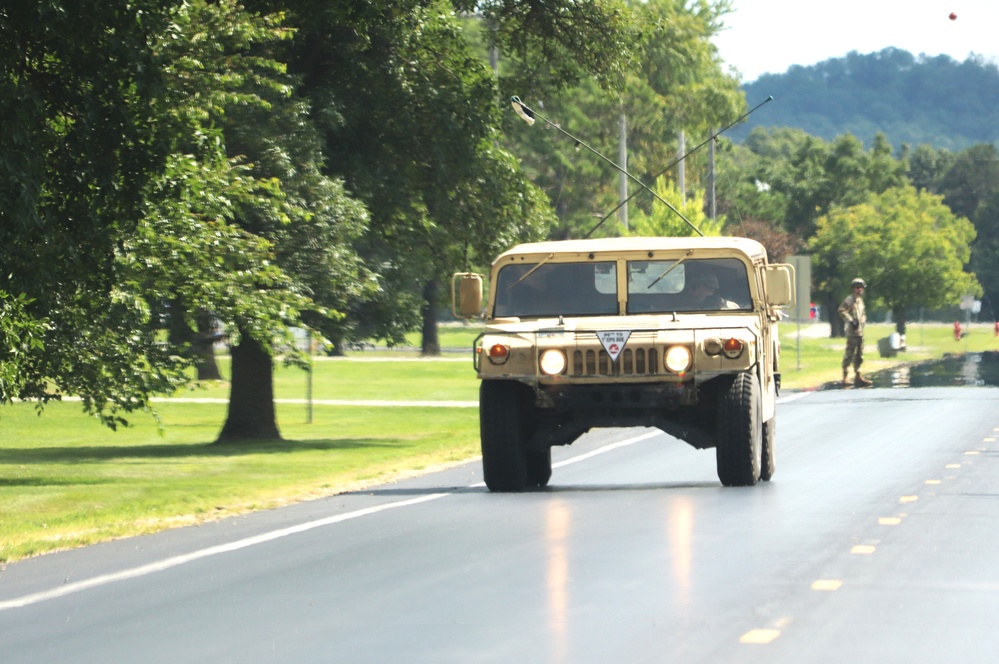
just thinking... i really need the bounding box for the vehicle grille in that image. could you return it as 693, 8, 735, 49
570, 347, 659, 377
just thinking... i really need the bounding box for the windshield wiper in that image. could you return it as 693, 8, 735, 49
647, 250, 694, 289
508, 253, 555, 290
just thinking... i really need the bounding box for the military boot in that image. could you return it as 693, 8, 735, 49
842, 369, 850, 387
854, 371, 872, 387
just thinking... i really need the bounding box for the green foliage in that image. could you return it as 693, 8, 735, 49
0, 293, 48, 404
0, 0, 189, 425
735, 48, 999, 150
282, 0, 554, 347
501, 0, 744, 238
626, 180, 724, 237
478, 0, 643, 94
721, 128, 907, 238
809, 186, 980, 326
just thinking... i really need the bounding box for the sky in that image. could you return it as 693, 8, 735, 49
713, 1, 999, 82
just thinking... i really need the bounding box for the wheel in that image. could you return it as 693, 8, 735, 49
761, 416, 775, 482
525, 448, 552, 488
715, 373, 762, 487
479, 380, 529, 492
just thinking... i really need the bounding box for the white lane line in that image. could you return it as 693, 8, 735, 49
0, 493, 447, 612
0, 429, 661, 611
553, 430, 662, 468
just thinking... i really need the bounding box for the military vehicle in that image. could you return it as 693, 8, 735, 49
453, 236, 795, 491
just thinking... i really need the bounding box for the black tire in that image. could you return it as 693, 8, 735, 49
715, 373, 762, 487
761, 416, 776, 482
525, 448, 552, 488
479, 380, 528, 492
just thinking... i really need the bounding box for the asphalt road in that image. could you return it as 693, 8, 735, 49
3, 386, 999, 663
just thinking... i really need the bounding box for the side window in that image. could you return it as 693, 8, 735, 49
679, 259, 752, 311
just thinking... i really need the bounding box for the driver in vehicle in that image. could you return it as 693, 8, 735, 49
684, 271, 739, 310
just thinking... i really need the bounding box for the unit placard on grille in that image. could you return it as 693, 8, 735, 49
595, 330, 632, 362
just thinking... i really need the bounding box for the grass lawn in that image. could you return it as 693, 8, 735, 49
2, 320, 997, 563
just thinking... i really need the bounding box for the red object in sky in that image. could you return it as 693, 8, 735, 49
949, 12, 958, 20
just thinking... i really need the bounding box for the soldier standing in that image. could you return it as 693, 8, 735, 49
838, 278, 872, 386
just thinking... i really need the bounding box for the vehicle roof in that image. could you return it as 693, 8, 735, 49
494, 236, 769, 264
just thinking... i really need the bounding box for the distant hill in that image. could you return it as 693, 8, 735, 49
731, 48, 999, 151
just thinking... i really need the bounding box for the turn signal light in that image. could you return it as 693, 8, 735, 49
722, 338, 744, 359
487, 343, 510, 364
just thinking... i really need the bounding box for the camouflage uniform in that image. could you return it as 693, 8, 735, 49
837, 279, 870, 386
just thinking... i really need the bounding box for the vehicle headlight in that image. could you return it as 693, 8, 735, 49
539, 349, 567, 375
664, 345, 692, 373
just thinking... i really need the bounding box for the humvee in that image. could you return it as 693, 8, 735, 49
453, 236, 795, 492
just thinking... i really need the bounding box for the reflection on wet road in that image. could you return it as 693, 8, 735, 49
821, 351, 999, 389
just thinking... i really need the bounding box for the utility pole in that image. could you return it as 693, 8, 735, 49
618, 111, 628, 229
708, 128, 716, 220
677, 130, 686, 209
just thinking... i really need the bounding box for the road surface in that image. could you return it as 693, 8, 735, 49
3, 386, 999, 663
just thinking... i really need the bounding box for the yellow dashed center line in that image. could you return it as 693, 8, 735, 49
985, 437, 996, 443
740, 629, 781, 644
851, 544, 877, 554
811, 579, 843, 591
925, 479, 942, 485
945, 464, 961, 469
899, 495, 919, 504
966, 451, 981, 455
879, 517, 902, 525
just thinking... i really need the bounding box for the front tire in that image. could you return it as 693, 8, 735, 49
715, 373, 762, 487
525, 448, 552, 488
480, 380, 529, 492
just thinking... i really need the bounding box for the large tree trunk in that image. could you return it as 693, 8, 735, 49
216, 328, 281, 442
420, 278, 441, 357
826, 293, 844, 337
893, 307, 907, 337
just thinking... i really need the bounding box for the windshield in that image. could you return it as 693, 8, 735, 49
627, 257, 752, 313
493, 262, 618, 318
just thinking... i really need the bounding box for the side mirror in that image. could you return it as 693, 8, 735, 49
764, 264, 795, 307
452, 272, 483, 318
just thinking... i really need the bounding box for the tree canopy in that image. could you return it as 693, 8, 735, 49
809, 186, 980, 335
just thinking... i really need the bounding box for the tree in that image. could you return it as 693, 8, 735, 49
0, 0, 188, 424
272, 0, 559, 356
626, 179, 723, 237
132, 0, 370, 441
501, 0, 744, 238
736, 48, 999, 150
809, 185, 980, 338
932, 145, 999, 322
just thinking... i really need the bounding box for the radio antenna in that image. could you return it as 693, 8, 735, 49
510, 96, 703, 237
584, 96, 773, 238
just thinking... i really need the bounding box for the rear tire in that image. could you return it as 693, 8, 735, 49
715, 373, 762, 487
761, 416, 776, 482
480, 380, 529, 492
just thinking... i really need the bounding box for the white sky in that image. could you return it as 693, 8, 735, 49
713, 1, 999, 82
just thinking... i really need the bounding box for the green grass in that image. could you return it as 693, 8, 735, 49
2, 319, 997, 563
0, 400, 478, 562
